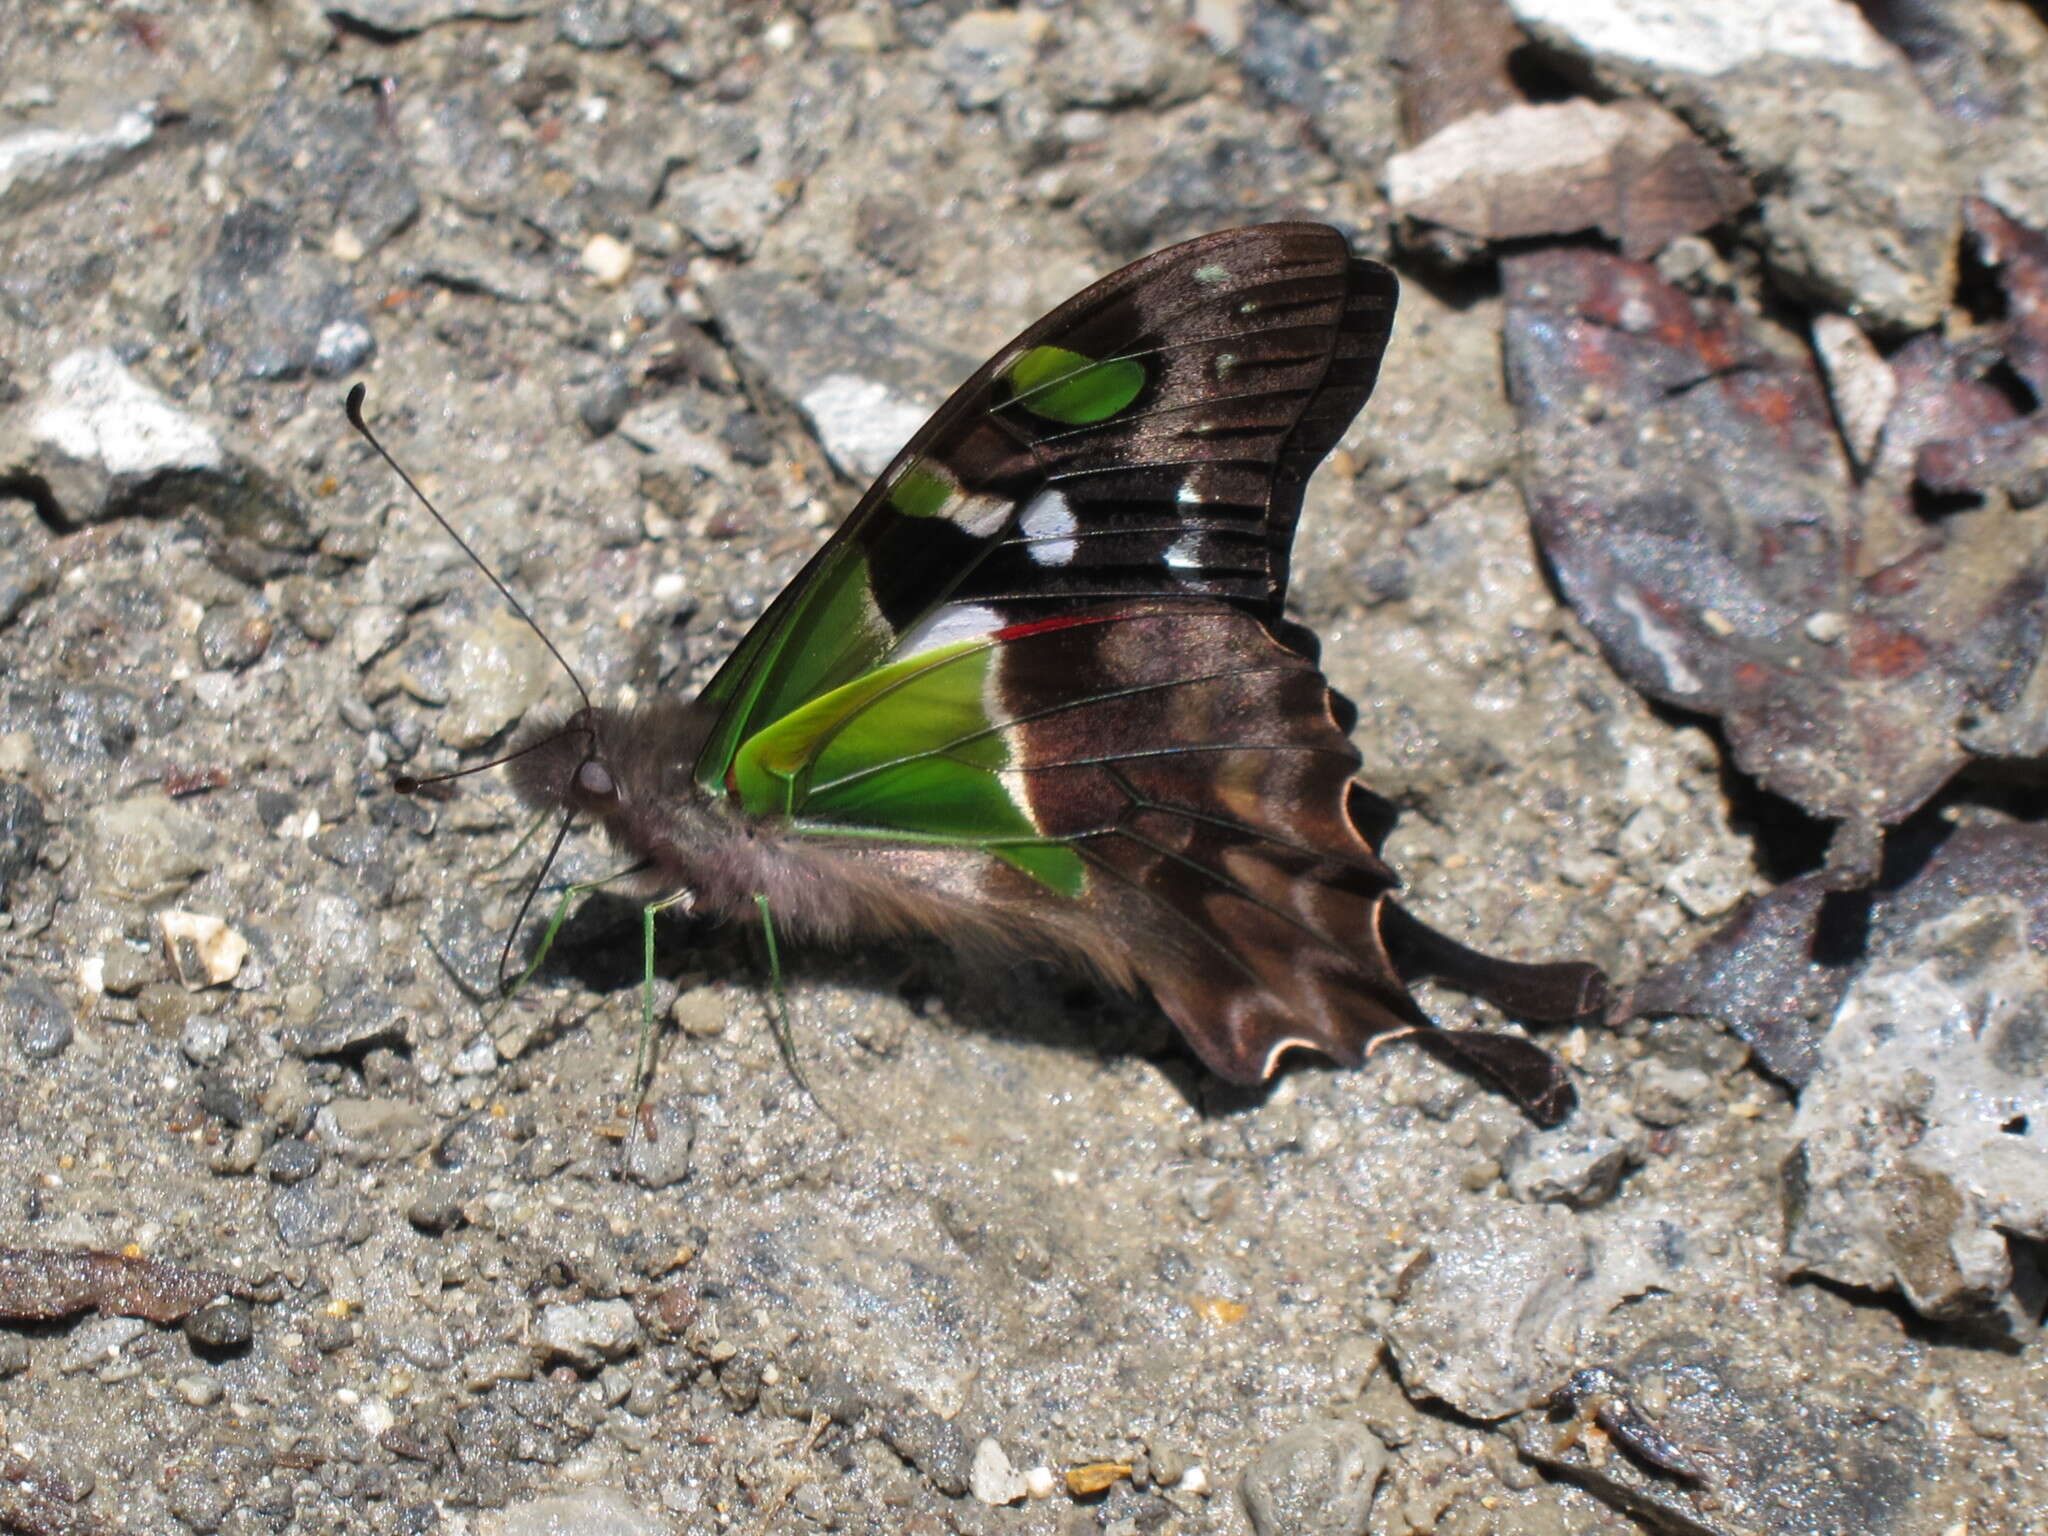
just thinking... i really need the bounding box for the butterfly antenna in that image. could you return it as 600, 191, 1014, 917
388, 720, 595, 796
497, 805, 586, 995
344, 383, 592, 713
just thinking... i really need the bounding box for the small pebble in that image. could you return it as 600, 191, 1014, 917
970, 1438, 1028, 1506
5, 978, 74, 1060
536, 1300, 642, 1369
264, 1138, 321, 1185
174, 1372, 223, 1406
181, 1013, 230, 1064
184, 1299, 254, 1351
625, 1099, 696, 1190
1804, 610, 1848, 644
582, 233, 635, 286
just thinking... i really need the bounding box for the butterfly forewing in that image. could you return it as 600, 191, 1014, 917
691, 224, 1397, 788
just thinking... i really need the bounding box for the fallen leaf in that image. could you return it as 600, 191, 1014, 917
0, 1246, 253, 1324
1504, 208, 2048, 878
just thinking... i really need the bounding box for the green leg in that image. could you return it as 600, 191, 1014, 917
752, 895, 838, 1127
502, 881, 593, 1001
631, 889, 697, 1111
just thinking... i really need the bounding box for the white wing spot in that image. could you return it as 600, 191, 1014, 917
953, 492, 1012, 537
1194, 263, 1230, 284
1017, 489, 1078, 566
896, 603, 1001, 659
1176, 483, 1205, 505
1165, 531, 1204, 569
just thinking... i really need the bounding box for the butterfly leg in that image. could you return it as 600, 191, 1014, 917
481, 877, 601, 1071
631, 888, 696, 1111
750, 895, 838, 1128
496, 879, 594, 1002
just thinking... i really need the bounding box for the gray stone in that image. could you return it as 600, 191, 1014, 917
667, 170, 790, 258
1387, 99, 1748, 262
0, 509, 53, 629
1239, 1420, 1386, 1536
404, 230, 553, 304
272, 1183, 353, 1248
0, 102, 157, 219
1383, 1206, 1683, 1419
236, 93, 420, 255
180, 1013, 231, 1065
880, 1409, 973, 1497
84, 792, 216, 898
183, 1298, 253, 1351
1514, 1329, 1947, 1536
557, 0, 633, 50
262, 1138, 321, 1185
703, 269, 972, 482
58, 1316, 147, 1374
433, 609, 556, 749
196, 605, 273, 670
315, 1098, 436, 1164
188, 202, 376, 381
5, 977, 73, 1060
323, 0, 543, 34
1785, 894, 2048, 1340
286, 995, 408, 1057
1630, 1059, 1715, 1126
938, 10, 1052, 111
535, 1300, 642, 1368
1505, 1119, 1644, 1208
577, 367, 632, 437
623, 1099, 695, 1190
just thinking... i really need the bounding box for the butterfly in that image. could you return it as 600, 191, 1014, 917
377, 223, 1608, 1124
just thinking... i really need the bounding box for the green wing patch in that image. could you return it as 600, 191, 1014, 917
1001, 345, 1146, 425
729, 637, 1087, 898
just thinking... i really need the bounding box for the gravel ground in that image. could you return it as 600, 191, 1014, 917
1, 3, 2043, 1535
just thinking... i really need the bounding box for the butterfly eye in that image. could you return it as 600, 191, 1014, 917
575, 760, 617, 801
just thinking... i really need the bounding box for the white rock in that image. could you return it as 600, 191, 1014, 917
0, 104, 156, 217
970, 1438, 1028, 1505
158, 910, 249, 989
581, 232, 635, 287
535, 1300, 642, 1368
1810, 314, 1894, 470
799, 374, 930, 480
1787, 893, 2048, 1340
28, 348, 224, 482
1505, 0, 1894, 77
478, 1490, 674, 1536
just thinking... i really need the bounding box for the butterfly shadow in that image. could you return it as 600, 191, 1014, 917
506, 889, 1272, 1109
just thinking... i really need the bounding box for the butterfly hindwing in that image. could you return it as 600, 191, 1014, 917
730, 603, 1591, 1122
692, 224, 1398, 786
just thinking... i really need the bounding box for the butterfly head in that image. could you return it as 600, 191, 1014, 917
506, 699, 720, 852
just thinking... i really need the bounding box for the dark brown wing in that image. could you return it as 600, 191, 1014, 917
983, 605, 1604, 1123
693, 224, 1398, 781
